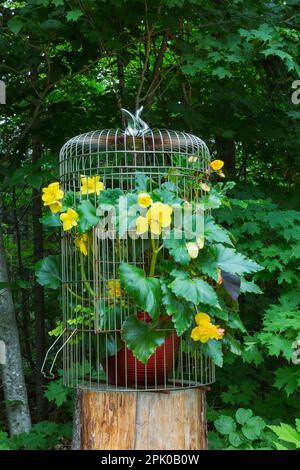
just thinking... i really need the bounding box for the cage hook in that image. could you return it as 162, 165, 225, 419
41, 328, 77, 379
121, 106, 150, 136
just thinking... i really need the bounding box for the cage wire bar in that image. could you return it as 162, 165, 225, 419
53, 110, 215, 391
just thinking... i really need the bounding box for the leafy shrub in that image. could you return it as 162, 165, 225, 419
268, 420, 300, 450
209, 408, 276, 450
10, 421, 72, 450
44, 370, 74, 409
0, 370, 73, 450
0, 431, 11, 450
0, 421, 72, 451
211, 190, 300, 422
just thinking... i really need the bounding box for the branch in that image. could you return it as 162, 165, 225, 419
135, 0, 153, 109
2, 55, 100, 164
141, 28, 170, 108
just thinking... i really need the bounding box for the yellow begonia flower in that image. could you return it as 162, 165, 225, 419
191, 313, 224, 343
136, 215, 149, 235
149, 219, 162, 236
60, 208, 79, 231
138, 192, 153, 208
136, 201, 173, 236
80, 175, 104, 195
49, 201, 62, 214
107, 279, 121, 299
210, 160, 224, 171
75, 233, 88, 256
42, 182, 64, 212
147, 202, 172, 233
186, 242, 199, 259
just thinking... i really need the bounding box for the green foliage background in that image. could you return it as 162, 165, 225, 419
0, 0, 300, 450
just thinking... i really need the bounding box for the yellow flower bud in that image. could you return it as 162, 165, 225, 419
200, 182, 210, 192
188, 156, 198, 163
186, 242, 199, 259
197, 236, 205, 249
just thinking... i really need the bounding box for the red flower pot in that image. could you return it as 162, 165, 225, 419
103, 312, 180, 387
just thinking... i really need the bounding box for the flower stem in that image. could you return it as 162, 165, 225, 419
149, 248, 158, 277
67, 286, 85, 301
149, 236, 162, 277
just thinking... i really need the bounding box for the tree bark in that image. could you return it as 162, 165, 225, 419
12, 189, 33, 368
75, 388, 207, 450
32, 136, 47, 420
0, 225, 31, 435
71, 390, 81, 450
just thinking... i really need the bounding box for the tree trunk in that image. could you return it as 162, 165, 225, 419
0, 226, 31, 435
71, 390, 81, 450
12, 189, 33, 368
215, 135, 236, 174
32, 136, 47, 420
73, 388, 207, 450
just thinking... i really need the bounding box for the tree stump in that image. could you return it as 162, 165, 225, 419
72, 388, 208, 450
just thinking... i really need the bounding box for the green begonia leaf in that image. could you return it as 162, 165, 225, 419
77, 199, 99, 234
119, 263, 161, 321
235, 408, 253, 425
121, 315, 166, 364
204, 215, 233, 246
242, 416, 266, 440
215, 244, 263, 276
35, 255, 61, 290
202, 339, 224, 367
170, 277, 220, 308
161, 281, 194, 335
214, 415, 236, 435
40, 212, 61, 227
163, 232, 190, 265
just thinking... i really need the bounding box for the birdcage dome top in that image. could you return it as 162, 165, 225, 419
60, 107, 209, 159
60, 127, 209, 157
59, 108, 210, 183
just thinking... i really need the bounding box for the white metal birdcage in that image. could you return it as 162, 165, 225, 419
42, 108, 216, 391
